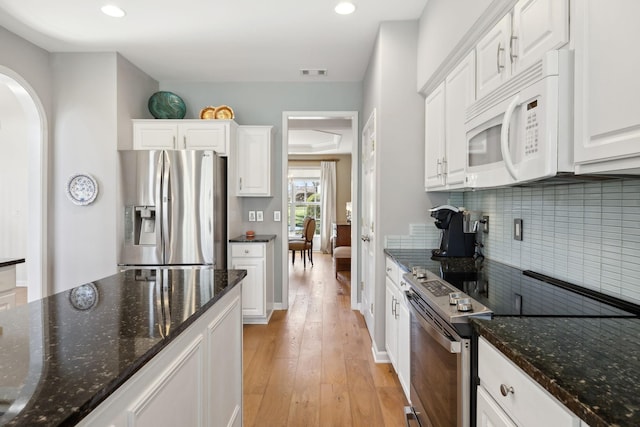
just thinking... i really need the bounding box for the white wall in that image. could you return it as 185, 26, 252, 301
0, 84, 28, 283
50, 53, 157, 293
417, 0, 493, 91
362, 21, 448, 353
159, 81, 362, 302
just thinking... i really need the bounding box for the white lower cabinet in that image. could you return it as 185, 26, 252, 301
478, 337, 581, 427
384, 255, 410, 401
77, 283, 243, 427
231, 241, 274, 324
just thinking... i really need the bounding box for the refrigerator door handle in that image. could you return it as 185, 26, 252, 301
161, 151, 171, 264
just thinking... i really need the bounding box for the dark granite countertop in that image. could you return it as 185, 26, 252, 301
0, 258, 25, 268
229, 234, 276, 243
472, 317, 640, 427
0, 267, 246, 426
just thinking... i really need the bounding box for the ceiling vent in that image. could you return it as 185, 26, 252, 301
300, 69, 328, 77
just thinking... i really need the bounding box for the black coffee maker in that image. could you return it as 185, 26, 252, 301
430, 205, 476, 257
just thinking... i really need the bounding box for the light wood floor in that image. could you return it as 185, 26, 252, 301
243, 253, 407, 427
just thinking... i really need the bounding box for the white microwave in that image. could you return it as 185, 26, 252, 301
464, 50, 573, 189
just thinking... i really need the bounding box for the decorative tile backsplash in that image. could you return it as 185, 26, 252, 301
463, 179, 640, 303
384, 179, 640, 304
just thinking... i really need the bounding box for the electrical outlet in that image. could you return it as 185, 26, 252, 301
248, 211, 256, 222
514, 218, 523, 241
256, 211, 264, 222
274, 211, 281, 222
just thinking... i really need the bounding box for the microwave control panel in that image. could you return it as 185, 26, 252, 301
524, 99, 539, 157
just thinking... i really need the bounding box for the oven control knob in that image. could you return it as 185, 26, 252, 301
500, 384, 514, 396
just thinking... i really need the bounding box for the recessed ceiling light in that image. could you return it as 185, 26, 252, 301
335, 2, 356, 15
101, 4, 126, 18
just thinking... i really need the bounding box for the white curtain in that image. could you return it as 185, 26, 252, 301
320, 161, 336, 253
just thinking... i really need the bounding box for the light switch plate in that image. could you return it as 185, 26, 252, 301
248, 211, 256, 222
274, 211, 281, 222
256, 211, 264, 222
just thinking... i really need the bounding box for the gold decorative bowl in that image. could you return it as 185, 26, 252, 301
214, 105, 234, 119
199, 106, 216, 120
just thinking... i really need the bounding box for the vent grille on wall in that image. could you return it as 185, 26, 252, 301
300, 69, 328, 76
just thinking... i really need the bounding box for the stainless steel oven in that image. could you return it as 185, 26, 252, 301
405, 288, 470, 427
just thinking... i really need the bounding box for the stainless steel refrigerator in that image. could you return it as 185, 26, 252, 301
118, 150, 227, 268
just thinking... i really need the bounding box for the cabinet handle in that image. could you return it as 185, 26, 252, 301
436, 158, 442, 178
386, 267, 392, 272
509, 36, 518, 63
496, 42, 505, 73
239, 177, 242, 190
244, 249, 249, 254
394, 300, 399, 319
173, 136, 176, 146
183, 135, 187, 149
391, 296, 397, 316
500, 384, 514, 397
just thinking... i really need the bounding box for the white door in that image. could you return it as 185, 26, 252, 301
444, 51, 475, 189
511, 0, 569, 75
232, 258, 264, 317
476, 14, 511, 99
360, 110, 376, 333
424, 82, 446, 191
133, 122, 178, 150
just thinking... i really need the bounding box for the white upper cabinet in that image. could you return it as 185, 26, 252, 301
237, 126, 274, 197
445, 51, 476, 189
476, 14, 512, 100
573, 0, 640, 174
425, 51, 475, 192
133, 121, 178, 150
424, 82, 446, 191
476, 0, 568, 100
511, 0, 569, 75
133, 120, 237, 156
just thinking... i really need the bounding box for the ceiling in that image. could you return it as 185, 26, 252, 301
288, 117, 353, 155
0, 0, 427, 83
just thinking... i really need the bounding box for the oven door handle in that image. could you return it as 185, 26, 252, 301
406, 292, 462, 354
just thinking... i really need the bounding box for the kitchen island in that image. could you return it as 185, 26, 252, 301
0, 267, 246, 426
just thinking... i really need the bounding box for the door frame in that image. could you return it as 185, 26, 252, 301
0, 66, 48, 301
281, 111, 359, 310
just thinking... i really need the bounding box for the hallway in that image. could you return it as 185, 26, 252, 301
242, 253, 407, 426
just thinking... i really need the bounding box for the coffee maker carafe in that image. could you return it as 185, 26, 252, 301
430, 205, 476, 257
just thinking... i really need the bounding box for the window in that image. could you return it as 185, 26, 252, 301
287, 168, 321, 237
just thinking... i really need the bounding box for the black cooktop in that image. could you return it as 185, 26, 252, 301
387, 249, 640, 318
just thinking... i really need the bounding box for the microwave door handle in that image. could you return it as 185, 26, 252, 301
501, 95, 520, 181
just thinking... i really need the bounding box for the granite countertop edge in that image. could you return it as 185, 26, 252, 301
229, 234, 277, 243
65, 268, 247, 425
471, 320, 609, 427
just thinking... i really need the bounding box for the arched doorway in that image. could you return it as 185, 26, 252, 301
0, 67, 48, 301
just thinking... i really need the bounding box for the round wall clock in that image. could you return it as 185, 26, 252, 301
69, 283, 99, 311
66, 173, 98, 205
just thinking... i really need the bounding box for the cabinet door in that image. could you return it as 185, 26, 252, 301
208, 295, 242, 427
385, 278, 398, 369
425, 82, 446, 191
477, 386, 517, 427
445, 51, 475, 189
511, 0, 568, 75
0, 291, 16, 311
397, 295, 411, 400
133, 122, 178, 149
127, 337, 204, 427
232, 257, 265, 317
180, 122, 228, 155
476, 14, 511, 99
237, 126, 272, 196
574, 0, 640, 173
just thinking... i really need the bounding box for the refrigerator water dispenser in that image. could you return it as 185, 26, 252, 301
124, 206, 156, 246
